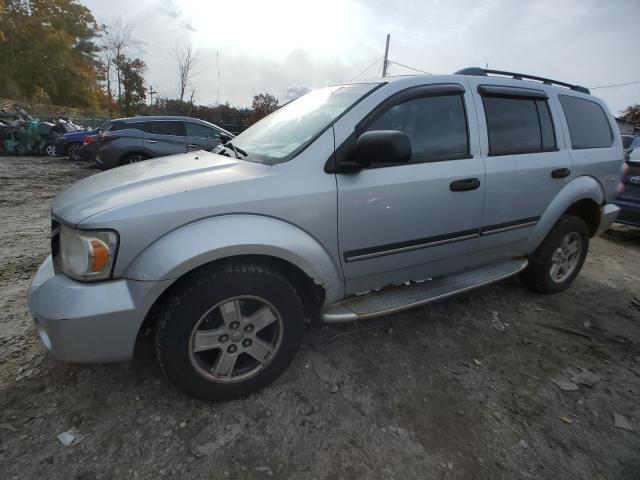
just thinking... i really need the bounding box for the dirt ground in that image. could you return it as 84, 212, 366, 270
0, 155, 639, 480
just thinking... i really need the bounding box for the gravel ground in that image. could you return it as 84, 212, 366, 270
1, 155, 639, 480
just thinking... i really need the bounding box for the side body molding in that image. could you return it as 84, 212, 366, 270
125, 214, 344, 304
525, 175, 604, 253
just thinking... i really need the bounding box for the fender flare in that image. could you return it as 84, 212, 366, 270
525, 175, 604, 253
124, 214, 344, 303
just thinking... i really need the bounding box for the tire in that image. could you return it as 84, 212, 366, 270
519, 214, 589, 294
154, 261, 304, 402
120, 152, 147, 165
44, 144, 57, 157
66, 143, 81, 161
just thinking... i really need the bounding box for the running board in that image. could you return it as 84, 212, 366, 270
321, 258, 528, 323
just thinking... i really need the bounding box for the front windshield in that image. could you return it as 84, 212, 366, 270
231, 83, 378, 164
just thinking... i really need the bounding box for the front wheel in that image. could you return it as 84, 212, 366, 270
519, 214, 589, 294
154, 262, 304, 401
121, 152, 147, 165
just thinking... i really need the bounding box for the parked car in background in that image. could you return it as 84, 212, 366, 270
78, 133, 100, 161
27, 68, 623, 401
94, 116, 234, 170
52, 123, 106, 160
615, 154, 640, 227
622, 135, 640, 153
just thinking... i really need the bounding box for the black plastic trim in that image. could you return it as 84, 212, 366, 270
480, 216, 540, 235
343, 216, 541, 262
478, 84, 548, 99
344, 228, 479, 262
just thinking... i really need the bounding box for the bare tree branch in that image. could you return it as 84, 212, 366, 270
174, 41, 199, 109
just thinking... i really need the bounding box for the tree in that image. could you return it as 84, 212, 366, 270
251, 93, 279, 121
115, 54, 146, 116
174, 41, 199, 112
0, 0, 102, 108
101, 17, 132, 108
620, 104, 640, 128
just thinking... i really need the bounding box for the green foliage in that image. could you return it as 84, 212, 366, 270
0, 0, 102, 108
115, 54, 146, 116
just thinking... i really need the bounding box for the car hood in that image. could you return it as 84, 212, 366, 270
52, 151, 270, 225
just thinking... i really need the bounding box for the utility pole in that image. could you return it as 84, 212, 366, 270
217, 51, 221, 124
148, 85, 155, 111
382, 34, 390, 77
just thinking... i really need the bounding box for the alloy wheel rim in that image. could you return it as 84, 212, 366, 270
550, 232, 581, 283
46, 145, 56, 156
188, 295, 283, 383
69, 145, 79, 159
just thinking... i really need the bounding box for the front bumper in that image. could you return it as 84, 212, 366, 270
596, 203, 621, 236
27, 256, 172, 363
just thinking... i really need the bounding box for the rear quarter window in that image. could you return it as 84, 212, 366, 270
558, 95, 613, 149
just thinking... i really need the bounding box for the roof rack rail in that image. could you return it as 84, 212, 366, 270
454, 67, 590, 95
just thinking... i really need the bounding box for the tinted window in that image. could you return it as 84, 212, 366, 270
143, 120, 186, 136
536, 100, 556, 151
185, 122, 221, 140
483, 96, 552, 155
367, 94, 468, 162
559, 95, 612, 149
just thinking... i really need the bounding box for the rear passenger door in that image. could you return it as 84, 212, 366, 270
470, 82, 571, 260
184, 121, 223, 152
141, 120, 188, 157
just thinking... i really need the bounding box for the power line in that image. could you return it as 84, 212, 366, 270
350, 56, 384, 82
589, 81, 640, 90
388, 60, 431, 75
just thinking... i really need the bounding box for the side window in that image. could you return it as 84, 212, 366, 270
482, 96, 557, 156
558, 95, 613, 149
184, 122, 221, 140
367, 94, 469, 162
143, 121, 186, 136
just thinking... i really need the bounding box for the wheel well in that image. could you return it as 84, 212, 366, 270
565, 199, 601, 237
136, 254, 325, 345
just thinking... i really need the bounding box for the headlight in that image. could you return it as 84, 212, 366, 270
59, 224, 118, 281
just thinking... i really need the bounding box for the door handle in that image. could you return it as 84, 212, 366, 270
551, 168, 571, 179
145, 139, 157, 144
450, 178, 480, 191
187, 144, 198, 148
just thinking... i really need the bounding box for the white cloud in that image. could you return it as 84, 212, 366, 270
83, 0, 640, 113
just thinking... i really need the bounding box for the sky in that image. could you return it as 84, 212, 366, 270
82, 0, 640, 114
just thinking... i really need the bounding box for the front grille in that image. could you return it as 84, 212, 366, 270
51, 218, 61, 273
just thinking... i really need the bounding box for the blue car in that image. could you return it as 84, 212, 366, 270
53, 124, 106, 160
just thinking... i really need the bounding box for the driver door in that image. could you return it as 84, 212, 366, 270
335, 85, 487, 294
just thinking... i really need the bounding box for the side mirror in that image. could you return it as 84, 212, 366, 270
354, 130, 411, 167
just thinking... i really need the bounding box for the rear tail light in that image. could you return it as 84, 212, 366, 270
623, 162, 630, 175
619, 182, 625, 195
83, 135, 96, 145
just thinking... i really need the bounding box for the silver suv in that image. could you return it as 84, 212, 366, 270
27, 68, 623, 401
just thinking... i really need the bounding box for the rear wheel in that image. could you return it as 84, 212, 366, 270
154, 261, 304, 401
44, 144, 57, 157
519, 214, 589, 294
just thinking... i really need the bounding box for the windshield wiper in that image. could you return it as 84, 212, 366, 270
223, 141, 248, 158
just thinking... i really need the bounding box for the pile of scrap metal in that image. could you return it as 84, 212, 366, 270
0, 106, 86, 156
